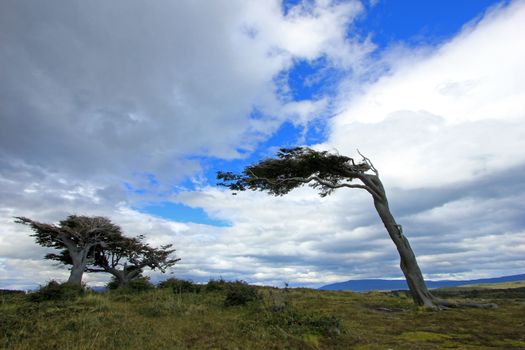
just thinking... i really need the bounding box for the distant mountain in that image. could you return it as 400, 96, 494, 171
319, 274, 525, 292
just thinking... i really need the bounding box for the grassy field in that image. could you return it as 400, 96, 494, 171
1, 283, 524, 350
455, 280, 525, 289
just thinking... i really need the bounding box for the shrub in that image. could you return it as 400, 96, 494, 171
224, 281, 260, 307
205, 278, 229, 292
106, 278, 120, 291
266, 307, 343, 337
125, 276, 154, 292
29, 281, 84, 302
158, 278, 200, 293
107, 276, 154, 293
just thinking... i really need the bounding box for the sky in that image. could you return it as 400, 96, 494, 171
1, 0, 524, 290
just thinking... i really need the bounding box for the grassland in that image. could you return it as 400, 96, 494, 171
456, 280, 525, 289
1, 284, 524, 350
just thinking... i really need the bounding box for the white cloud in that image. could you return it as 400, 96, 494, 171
0, 0, 364, 185
0, 0, 369, 288
1, 0, 525, 289
328, 0, 525, 188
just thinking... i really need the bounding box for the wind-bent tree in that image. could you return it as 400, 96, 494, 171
25, 221, 181, 288
15, 215, 124, 286
217, 147, 491, 309
86, 236, 180, 288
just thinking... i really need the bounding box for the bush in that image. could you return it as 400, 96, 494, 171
29, 281, 84, 302
205, 278, 229, 292
106, 278, 120, 291
266, 307, 343, 337
125, 276, 154, 292
158, 278, 200, 293
224, 281, 260, 307
107, 276, 154, 293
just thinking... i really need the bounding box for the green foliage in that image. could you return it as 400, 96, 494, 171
124, 276, 154, 292
106, 277, 120, 291
266, 307, 343, 337
28, 281, 84, 302
263, 286, 343, 337
158, 278, 201, 293
217, 147, 371, 197
224, 281, 260, 306
15, 215, 124, 252
205, 278, 230, 292
107, 276, 154, 293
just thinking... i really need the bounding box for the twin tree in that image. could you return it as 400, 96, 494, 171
218, 147, 493, 309
15, 215, 179, 287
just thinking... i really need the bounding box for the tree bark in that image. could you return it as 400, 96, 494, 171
67, 252, 86, 286
372, 196, 436, 307
107, 267, 142, 288
367, 175, 497, 309
360, 173, 435, 307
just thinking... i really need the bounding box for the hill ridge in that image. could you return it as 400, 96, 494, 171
319, 273, 525, 291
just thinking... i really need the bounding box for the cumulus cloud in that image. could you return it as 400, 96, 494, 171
0, 0, 370, 288
0, 0, 364, 185
329, 0, 525, 188
1, 0, 524, 289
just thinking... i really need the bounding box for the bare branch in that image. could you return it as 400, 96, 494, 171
357, 149, 378, 176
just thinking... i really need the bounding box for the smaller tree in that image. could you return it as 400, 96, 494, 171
87, 235, 180, 288
15, 215, 124, 286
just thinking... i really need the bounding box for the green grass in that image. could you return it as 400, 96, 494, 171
1, 286, 524, 349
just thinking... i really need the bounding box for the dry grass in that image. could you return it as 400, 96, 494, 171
1, 285, 524, 349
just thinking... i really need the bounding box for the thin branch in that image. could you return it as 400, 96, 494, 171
357, 149, 378, 176
86, 268, 106, 273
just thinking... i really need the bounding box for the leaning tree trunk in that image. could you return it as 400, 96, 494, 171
372, 196, 436, 307
366, 175, 496, 309
364, 174, 437, 307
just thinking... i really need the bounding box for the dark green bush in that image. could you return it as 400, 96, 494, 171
106, 278, 120, 291
107, 276, 154, 293
224, 281, 260, 306
266, 307, 343, 336
205, 278, 229, 292
158, 278, 200, 293
125, 276, 154, 292
29, 281, 84, 302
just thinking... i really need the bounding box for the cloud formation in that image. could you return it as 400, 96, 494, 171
0, 0, 368, 288
1, 0, 524, 289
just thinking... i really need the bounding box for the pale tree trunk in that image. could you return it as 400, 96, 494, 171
372, 197, 436, 307
109, 267, 142, 288
360, 174, 436, 307
366, 175, 496, 309
121, 268, 143, 287
67, 252, 86, 286
114, 270, 127, 288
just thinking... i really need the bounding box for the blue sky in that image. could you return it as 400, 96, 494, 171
1, 0, 524, 289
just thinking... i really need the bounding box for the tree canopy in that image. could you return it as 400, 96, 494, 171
88, 235, 180, 287
217, 147, 377, 198
15, 215, 179, 287
15, 215, 125, 286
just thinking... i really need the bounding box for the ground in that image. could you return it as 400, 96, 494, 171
1, 283, 524, 349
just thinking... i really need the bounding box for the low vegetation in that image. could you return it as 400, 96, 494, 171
1, 281, 524, 349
